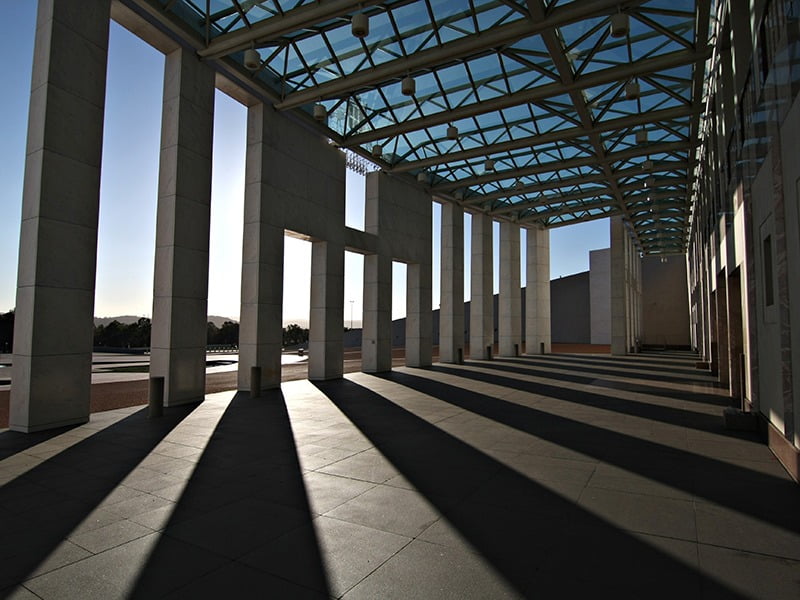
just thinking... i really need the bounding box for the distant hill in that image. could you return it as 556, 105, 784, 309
208, 315, 239, 328
93, 315, 143, 327
94, 315, 238, 327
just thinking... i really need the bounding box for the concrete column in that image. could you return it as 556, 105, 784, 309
611, 216, 628, 355
470, 213, 494, 359
362, 253, 392, 372
406, 262, 432, 367
11, 1, 112, 432
525, 226, 551, 354
440, 203, 464, 363
636, 249, 643, 345
626, 236, 635, 351
629, 239, 641, 350
498, 222, 521, 356
700, 246, 712, 360
309, 240, 344, 380
716, 271, 730, 387
238, 104, 284, 392
150, 48, 215, 407
590, 249, 611, 344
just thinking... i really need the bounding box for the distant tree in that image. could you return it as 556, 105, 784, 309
96, 320, 124, 347
129, 318, 151, 347
93, 318, 150, 348
207, 321, 220, 344
215, 321, 239, 346
0, 310, 14, 353
282, 323, 309, 346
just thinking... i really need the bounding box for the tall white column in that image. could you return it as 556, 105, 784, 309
525, 225, 551, 354
238, 103, 284, 392
628, 229, 636, 350
309, 240, 344, 380
499, 222, 521, 356
440, 203, 464, 363
406, 262, 432, 367
11, 0, 112, 432
362, 253, 392, 372
150, 48, 215, 406
611, 216, 628, 355
470, 213, 494, 359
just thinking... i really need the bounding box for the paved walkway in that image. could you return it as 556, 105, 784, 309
1, 352, 797, 598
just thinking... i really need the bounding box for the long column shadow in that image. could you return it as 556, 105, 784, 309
313, 379, 746, 598
514, 354, 722, 387
535, 353, 711, 377
431, 363, 730, 435
128, 391, 330, 598
469, 357, 730, 406
384, 370, 800, 533
0, 404, 197, 596
0, 425, 84, 461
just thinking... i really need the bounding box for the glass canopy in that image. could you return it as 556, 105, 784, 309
156, 0, 714, 254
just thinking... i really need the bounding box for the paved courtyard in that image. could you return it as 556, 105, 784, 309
1, 352, 798, 599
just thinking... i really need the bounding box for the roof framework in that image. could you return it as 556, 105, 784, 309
149, 0, 714, 254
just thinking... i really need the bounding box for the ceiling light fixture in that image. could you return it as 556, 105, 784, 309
625, 80, 640, 100
372, 143, 383, 157
447, 124, 459, 140
402, 75, 416, 96
417, 171, 428, 184
351, 11, 369, 38
636, 129, 648, 144
244, 44, 261, 71
484, 159, 495, 172
313, 103, 327, 121
610, 13, 630, 38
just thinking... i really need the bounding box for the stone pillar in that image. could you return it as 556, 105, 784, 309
238, 103, 284, 392
470, 213, 494, 359
309, 240, 344, 380
440, 203, 464, 363
150, 48, 215, 407
611, 216, 628, 355
701, 245, 713, 361
362, 253, 392, 372
11, 1, 112, 432
499, 222, 521, 356
525, 225, 551, 354
716, 271, 730, 387
406, 262, 432, 367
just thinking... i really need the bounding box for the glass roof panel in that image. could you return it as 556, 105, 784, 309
160, 0, 710, 253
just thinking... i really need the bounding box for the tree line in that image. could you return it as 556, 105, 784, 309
0, 310, 310, 351
0, 310, 13, 353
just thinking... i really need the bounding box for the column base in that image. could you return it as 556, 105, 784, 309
10, 415, 88, 434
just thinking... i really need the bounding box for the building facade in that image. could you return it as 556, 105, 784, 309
687, 0, 800, 477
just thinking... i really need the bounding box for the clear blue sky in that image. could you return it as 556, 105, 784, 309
0, 4, 608, 325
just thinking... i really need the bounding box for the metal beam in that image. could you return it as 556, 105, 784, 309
528, 0, 642, 243
197, 0, 381, 59
490, 177, 688, 216
543, 208, 622, 229
390, 105, 694, 173
491, 178, 688, 216
433, 140, 691, 191
524, 202, 620, 224
274, 0, 648, 111
343, 48, 703, 147
476, 160, 689, 202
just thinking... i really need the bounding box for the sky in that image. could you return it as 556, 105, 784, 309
0, 4, 608, 326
